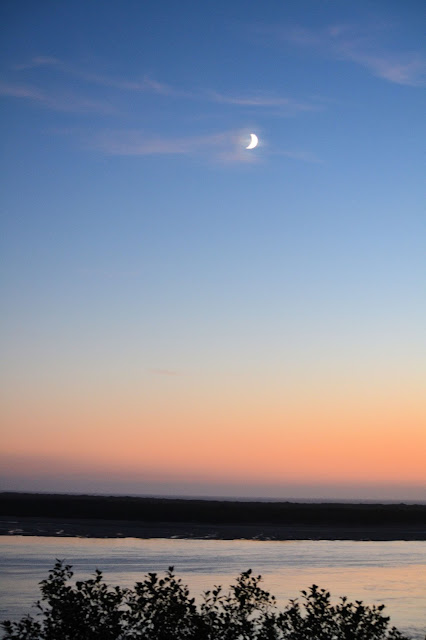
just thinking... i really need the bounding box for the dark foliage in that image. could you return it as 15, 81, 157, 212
2, 561, 413, 640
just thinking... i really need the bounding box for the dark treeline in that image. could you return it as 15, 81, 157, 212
1, 492, 425, 527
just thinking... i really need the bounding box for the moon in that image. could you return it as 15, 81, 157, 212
246, 133, 259, 150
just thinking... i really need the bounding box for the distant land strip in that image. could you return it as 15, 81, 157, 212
1, 493, 425, 540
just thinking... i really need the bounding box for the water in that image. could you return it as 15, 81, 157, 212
0, 537, 425, 638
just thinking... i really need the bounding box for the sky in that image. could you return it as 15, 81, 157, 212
1, 0, 425, 501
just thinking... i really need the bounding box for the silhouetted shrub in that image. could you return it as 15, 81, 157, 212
2, 561, 412, 639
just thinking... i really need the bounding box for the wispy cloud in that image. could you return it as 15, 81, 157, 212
149, 368, 180, 376
13, 55, 60, 70
3, 56, 321, 162
89, 128, 319, 165
338, 46, 426, 87
91, 129, 259, 164
0, 81, 116, 114
207, 90, 318, 113
93, 129, 227, 155
11, 55, 317, 110
13, 55, 185, 96
72, 69, 186, 96
259, 24, 426, 87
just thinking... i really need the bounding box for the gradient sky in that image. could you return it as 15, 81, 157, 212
1, 1, 425, 500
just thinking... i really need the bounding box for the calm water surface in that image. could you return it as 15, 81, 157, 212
0, 537, 425, 638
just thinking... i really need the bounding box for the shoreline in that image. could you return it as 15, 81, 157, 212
1, 516, 426, 541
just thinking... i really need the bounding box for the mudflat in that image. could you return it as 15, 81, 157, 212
1, 515, 426, 540
1, 493, 425, 540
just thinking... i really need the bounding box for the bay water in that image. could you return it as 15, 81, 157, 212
0, 537, 425, 638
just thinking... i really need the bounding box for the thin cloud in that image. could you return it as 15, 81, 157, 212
149, 368, 180, 376
93, 130, 226, 155
207, 90, 318, 112
90, 128, 319, 165
13, 56, 193, 97
0, 81, 116, 114
259, 24, 426, 87
13, 55, 316, 109
75, 70, 187, 96
91, 129, 258, 164
13, 55, 60, 70
339, 47, 426, 87
0, 83, 45, 100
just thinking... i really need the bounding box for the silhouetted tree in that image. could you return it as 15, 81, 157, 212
2, 561, 413, 639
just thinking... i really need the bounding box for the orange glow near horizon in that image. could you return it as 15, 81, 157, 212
2, 371, 426, 495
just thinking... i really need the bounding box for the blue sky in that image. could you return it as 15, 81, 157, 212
1, 1, 425, 498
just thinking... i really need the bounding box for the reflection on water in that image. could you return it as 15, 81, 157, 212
0, 537, 425, 638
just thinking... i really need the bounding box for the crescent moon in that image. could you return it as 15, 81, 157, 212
246, 133, 258, 150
